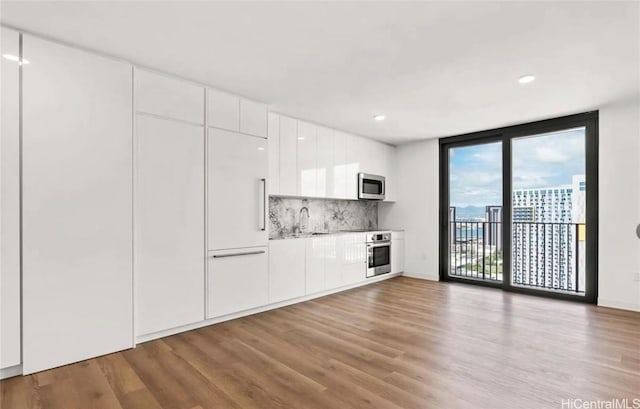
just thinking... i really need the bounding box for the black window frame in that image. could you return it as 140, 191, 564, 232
439, 111, 598, 304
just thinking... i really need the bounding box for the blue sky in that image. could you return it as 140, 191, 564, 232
449, 128, 585, 207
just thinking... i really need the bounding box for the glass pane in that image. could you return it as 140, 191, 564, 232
363, 180, 382, 194
373, 246, 390, 267
511, 127, 586, 295
448, 142, 503, 281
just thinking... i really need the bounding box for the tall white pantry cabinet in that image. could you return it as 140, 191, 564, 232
1, 27, 22, 374
21, 35, 134, 375
134, 69, 206, 338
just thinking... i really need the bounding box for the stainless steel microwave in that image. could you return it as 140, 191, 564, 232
358, 173, 385, 200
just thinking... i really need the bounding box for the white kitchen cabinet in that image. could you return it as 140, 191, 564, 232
313, 235, 342, 291
268, 112, 280, 195
392, 237, 405, 274
306, 237, 327, 294
208, 128, 268, 250
358, 136, 376, 176
267, 112, 396, 201
384, 144, 397, 202
325, 242, 344, 289
207, 247, 269, 318
1, 27, 21, 370
297, 120, 318, 197
341, 233, 367, 285
372, 140, 389, 176
240, 98, 267, 138
316, 126, 334, 198
135, 69, 205, 124
22, 35, 133, 374
269, 239, 306, 303
279, 115, 298, 196
135, 115, 205, 336
332, 130, 348, 199
207, 88, 239, 131
305, 238, 324, 295
345, 134, 361, 200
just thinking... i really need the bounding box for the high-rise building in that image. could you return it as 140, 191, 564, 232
571, 174, 586, 224
484, 205, 503, 251
571, 174, 586, 289
512, 186, 573, 223
511, 176, 585, 291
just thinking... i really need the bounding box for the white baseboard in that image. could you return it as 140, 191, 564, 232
0, 364, 22, 380
136, 272, 402, 344
402, 271, 439, 281
598, 298, 640, 312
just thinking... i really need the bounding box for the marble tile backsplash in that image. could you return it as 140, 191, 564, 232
269, 196, 378, 239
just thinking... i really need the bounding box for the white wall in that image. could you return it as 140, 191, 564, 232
381, 100, 640, 311
379, 139, 439, 280
597, 98, 640, 311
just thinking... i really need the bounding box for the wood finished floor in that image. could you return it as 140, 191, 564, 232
2, 276, 639, 409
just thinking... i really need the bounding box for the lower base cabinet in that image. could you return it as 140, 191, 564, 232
306, 237, 326, 294
207, 247, 269, 319
391, 231, 405, 274
392, 239, 405, 274
269, 239, 306, 303
325, 236, 343, 289
306, 235, 342, 294
275, 233, 367, 301
341, 233, 367, 285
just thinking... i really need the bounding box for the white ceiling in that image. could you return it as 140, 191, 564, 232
1, 1, 638, 145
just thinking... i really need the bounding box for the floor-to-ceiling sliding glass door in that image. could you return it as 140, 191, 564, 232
440, 112, 598, 303
446, 140, 504, 284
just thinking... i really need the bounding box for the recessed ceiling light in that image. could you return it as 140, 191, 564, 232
373, 114, 386, 121
257, 146, 265, 151
2, 54, 29, 64
297, 136, 305, 140
518, 74, 535, 84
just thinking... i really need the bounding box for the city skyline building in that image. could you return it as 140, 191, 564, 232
484, 205, 503, 252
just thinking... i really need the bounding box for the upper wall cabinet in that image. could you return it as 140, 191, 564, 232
345, 134, 362, 200
316, 126, 334, 198
269, 114, 396, 201
207, 88, 266, 136
297, 120, 318, 197
208, 88, 239, 131
279, 115, 298, 196
22, 35, 133, 374
240, 99, 268, 138
268, 112, 280, 194
332, 130, 348, 199
135, 69, 205, 124
1, 27, 21, 370
384, 144, 397, 202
